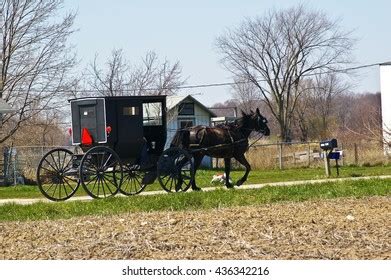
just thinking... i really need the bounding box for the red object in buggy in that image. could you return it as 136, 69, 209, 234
81, 128, 93, 145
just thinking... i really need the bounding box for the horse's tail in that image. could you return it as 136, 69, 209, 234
170, 129, 190, 149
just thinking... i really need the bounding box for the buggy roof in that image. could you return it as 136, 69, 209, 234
68, 95, 166, 103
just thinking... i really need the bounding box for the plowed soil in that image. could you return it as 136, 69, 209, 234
0, 196, 390, 259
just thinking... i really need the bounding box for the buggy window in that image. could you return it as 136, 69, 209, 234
123, 106, 140, 116
143, 102, 162, 126
81, 107, 95, 117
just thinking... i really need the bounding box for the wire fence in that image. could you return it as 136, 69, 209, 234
0, 146, 78, 186
0, 141, 389, 186
213, 141, 389, 170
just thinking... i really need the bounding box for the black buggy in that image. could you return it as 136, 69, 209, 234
36, 95, 194, 201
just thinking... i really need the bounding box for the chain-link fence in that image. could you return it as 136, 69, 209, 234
0, 146, 78, 186
0, 141, 389, 185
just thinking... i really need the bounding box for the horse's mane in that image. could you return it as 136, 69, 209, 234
215, 115, 249, 131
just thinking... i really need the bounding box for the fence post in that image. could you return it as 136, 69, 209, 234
323, 150, 331, 177
13, 149, 17, 186
354, 143, 358, 165
278, 142, 283, 170
307, 142, 311, 167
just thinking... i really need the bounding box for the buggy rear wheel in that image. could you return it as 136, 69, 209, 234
119, 164, 148, 195
79, 146, 122, 199
36, 148, 80, 201
157, 147, 194, 192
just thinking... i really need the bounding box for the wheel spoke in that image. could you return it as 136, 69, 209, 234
103, 174, 117, 187
44, 183, 55, 194
44, 158, 58, 172
51, 184, 59, 198
163, 176, 172, 189
62, 154, 73, 171
63, 178, 76, 193
64, 175, 78, 183
103, 176, 116, 195
181, 173, 191, 180
102, 154, 113, 168
100, 176, 109, 197
90, 176, 99, 194
97, 177, 101, 197
49, 153, 60, 171
85, 174, 99, 187
100, 152, 108, 169
168, 176, 175, 191
61, 182, 69, 197
57, 150, 62, 171
40, 166, 57, 174
59, 182, 62, 198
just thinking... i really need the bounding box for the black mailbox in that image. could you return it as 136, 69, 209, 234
320, 139, 338, 151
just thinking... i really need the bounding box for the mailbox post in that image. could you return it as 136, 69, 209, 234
320, 139, 338, 177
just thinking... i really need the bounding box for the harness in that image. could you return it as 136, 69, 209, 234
187, 125, 263, 154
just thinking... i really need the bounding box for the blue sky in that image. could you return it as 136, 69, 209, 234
64, 0, 391, 105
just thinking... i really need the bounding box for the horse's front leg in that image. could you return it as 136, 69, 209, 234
234, 154, 251, 186
224, 158, 234, 188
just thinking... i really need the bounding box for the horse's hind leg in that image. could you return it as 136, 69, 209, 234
191, 153, 204, 191
224, 158, 234, 188
234, 153, 251, 186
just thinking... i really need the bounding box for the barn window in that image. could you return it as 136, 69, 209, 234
178, 102, 194, 115
123, 106, 140, 116
143, 102, 162, 126
179, 119, 194, 129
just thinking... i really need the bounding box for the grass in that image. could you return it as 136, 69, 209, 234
0, 178, 390, 222
1, 164, 391, 199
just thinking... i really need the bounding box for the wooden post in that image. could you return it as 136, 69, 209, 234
278, 142, 283, 170
324, 150, 330, 177
307, 143, 311, 167
354, 143, 358, 165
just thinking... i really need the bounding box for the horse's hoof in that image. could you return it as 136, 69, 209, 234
192, 187, 202, 192
226, 184, 234, 189
236, 180, 244, 186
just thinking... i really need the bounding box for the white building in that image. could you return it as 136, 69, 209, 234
380, 63, 391, 154
0, 98, 15, 115
166, 95, 217, 167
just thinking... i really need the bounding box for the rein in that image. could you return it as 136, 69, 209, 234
248, 133, 265, 149
191, 131, 265, 153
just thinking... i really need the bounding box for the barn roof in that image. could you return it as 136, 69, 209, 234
166, 95, 217, 117
0, 99, 16, 114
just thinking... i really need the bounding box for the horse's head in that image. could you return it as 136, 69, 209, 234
244, 108, 270, 136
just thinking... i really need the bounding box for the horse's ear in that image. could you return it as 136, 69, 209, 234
256, 108, 260, 115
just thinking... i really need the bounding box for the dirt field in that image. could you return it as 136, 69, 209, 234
0, 196, 390, 260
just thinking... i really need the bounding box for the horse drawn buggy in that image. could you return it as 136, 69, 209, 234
36, 95, 270, 201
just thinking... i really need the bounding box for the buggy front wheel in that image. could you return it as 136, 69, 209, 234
119, 164, 148, 195
79, 146, 123, 199
36, 148, 80, 201
157, 147, 194, 192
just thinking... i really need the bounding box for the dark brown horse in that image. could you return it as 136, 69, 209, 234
170, 108, 270, 190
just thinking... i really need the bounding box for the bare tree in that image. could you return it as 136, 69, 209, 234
294, 73, 349, 140
88, 49, 129, 96
216, 5, 354, 141
0, 0, 76, 144
230, 76, 263, 113
89, 50, 185, 97
344, 93, 383, 145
